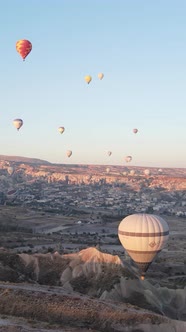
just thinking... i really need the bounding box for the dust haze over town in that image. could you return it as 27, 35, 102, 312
0, 155, 186, 332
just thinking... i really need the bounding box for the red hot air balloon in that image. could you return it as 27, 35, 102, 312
16, 40, 32, 61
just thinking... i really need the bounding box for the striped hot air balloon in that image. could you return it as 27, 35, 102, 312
16, 39, 32, 61
118, 213, 169, 280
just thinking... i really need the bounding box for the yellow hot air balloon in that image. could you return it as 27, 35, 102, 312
58, 127, 65, 134
13, 119, 23, 131
118, 213, 169, 280
66, 150, 72, 158
98, 73, 104, 80
84, 75, 92, 84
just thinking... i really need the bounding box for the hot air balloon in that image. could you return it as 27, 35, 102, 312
7, 166, 14, 175
107, 151, 112, 157
13, 119, 23, 131
106, 167, 110, 173
129, 170, 135, 176
133, 128, 138, 134
58, 127, 65, 134
16, 40, 32, 61
125, 156, 132, 163
118, 213, 169, 280
98, 73, 104, 80
66, 150, 72, 158
144, 169, 150, 176
84, 75, 92, 84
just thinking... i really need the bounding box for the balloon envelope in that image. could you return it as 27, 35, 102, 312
58, 127, 65, 134
118, 213, 169, 278
7, 167, 14, 175
13, 119, 23, 131
125, 156, 132, 163
107, 151, 112, 156
133, 128, 138, 134
66, 150, 72, 158
16, 40, 32, 60
144, 169, 150, 176
84, 75, 92, 84
98, 73, 104, 80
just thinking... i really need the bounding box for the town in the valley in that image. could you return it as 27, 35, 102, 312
0, 155, 185, 259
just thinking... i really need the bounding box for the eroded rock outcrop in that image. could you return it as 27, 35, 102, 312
0, 248, 186, 323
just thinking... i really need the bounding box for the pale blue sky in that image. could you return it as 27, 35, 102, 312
0, 0, 186, 167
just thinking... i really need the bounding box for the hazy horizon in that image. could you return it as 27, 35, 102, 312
0, 153, 186, 170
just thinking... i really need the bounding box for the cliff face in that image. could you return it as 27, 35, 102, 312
0, 159, 185, 190
0, 247, 186, 324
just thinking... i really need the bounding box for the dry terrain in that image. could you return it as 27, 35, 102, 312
0, 209, 185, 331
0, 159, 185, 331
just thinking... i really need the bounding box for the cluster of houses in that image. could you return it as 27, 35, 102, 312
0, 159, 185, 218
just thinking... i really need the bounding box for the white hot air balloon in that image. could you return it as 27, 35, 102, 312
118, 213, 169, 280
144, 169, 150, 176
133, 128, 138, 134
125, 156, 132, 163
98, 73, 104, 80
106, 167, 110, 173
13, 119, 23, 131
7, 166, 14, 175
129, 170, 135, 176
66, 150, 72, 158
58, 126, 65, 134
107, 151, 112, 157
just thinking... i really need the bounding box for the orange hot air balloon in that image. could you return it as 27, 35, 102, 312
16, 39, 32, 61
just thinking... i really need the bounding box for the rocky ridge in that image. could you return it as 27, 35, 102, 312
0, 247, 186, 331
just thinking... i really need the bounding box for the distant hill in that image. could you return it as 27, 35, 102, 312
0, 155, 50, 165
